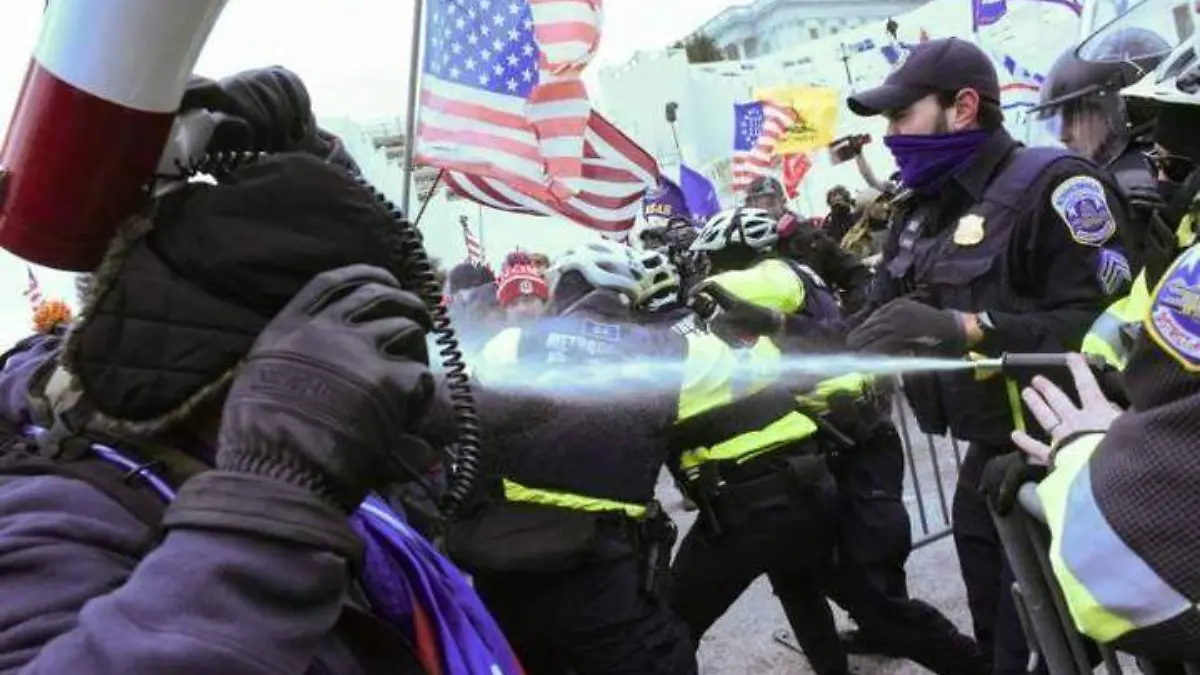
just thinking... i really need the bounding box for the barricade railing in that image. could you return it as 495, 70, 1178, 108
993, 483, 1200, 675
889, 376, 962, 549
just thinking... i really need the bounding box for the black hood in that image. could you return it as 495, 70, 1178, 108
64, 153, 422, 427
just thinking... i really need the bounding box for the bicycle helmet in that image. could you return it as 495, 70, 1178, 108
690, 208, 779, 253
1122, 31, 1200, 106
637, 249, 681, 312
547, 240, 652, 302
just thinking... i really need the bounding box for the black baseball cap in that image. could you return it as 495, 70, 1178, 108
847, 38, 1001, 117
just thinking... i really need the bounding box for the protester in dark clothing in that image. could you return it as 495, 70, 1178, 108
823, 185, 858, 243
742, 176, 873, 313
0, 67, 519, 675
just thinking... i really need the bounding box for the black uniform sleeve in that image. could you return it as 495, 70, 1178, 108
979, 167, 1121, 354
810, 230, 874, 314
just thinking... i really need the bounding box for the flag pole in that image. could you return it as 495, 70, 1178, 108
400, 0, 427, 217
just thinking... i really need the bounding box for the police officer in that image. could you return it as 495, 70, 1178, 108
1080, 25, 1200, 373
998, 32, 1200, 672
688, 208, 986, 675
744, 177, 873, 313
842, 38, 1127, 675
448, 241, 697, 675
671, 211, 849, 674
1033, 25, 1176, 294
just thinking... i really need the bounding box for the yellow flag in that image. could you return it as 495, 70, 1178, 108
751, 85, 840, 155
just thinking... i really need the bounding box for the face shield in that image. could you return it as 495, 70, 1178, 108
1041, 2, 1183, 163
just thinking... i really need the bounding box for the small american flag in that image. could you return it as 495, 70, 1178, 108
416, 0, 658, 235
459, 216, 487, 265
731, 101, 798, 193
22, 265, 42, 309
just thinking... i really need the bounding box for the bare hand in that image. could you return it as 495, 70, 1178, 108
1011, 354, 1123, 465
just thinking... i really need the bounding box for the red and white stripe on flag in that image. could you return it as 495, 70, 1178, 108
731, 101, 798, 193
460, 218, 487, 265
415, 0, 658, 236
442, 112, 657, 236
23, 266, 43, 309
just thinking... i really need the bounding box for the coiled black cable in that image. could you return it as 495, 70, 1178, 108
177, 151, 482, 520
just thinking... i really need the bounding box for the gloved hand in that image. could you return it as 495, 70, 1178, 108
691, 283, 783, 342
979, 452, 1047, 516
217, 264, 436, 512
846, 297, 967, 354
1011, 354, 1123, 466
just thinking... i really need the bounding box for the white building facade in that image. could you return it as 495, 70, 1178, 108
691, 0, 925, 60
595, 0, 1083, 214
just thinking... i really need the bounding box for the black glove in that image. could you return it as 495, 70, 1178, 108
979, 453, 1048, 516
217, 264, 436, 512
182, 67, 359, 170
692, 284, 783, 343
847, 297, 967, 354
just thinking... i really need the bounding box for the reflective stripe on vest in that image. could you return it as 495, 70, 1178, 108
1178, 212, 1197, 250
677, 332, 818, 470
502, 479, 647, 519
1038, 433, 1193, 643
793, 372, 872, 411
706, 258, 806, 314
1082, 272, 1152, 371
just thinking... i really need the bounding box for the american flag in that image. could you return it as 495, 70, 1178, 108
731, 101, 798, 193
415, 0, 658, 236
22, 266, 42, 309
459, 216, 487, 265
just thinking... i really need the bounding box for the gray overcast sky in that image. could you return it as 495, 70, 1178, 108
198, 0, 742, 121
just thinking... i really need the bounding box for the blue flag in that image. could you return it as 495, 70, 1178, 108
643, 176, 689, 221
733, 101, 766, 152
972, 0, 1008, 30
680, 164, 721, 223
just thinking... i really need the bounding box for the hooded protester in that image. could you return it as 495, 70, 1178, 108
0, 67, 520, 675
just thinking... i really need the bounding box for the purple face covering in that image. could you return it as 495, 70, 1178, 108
884, 130, 990, 194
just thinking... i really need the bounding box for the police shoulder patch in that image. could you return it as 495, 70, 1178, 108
1146, 244, 1200, 372
1050, 176, 1116, 247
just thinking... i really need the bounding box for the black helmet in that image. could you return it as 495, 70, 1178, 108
1033, 28, 1172, 121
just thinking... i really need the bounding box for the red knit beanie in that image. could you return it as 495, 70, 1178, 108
496, 263, 548, 306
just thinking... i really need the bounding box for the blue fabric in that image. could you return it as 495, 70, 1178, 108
884, 130, 990, 194
680, 164, 721, 222
643, 177, 689, 222
352, 496, 523, 675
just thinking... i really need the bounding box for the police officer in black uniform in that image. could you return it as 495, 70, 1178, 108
1033, 26, 1177, 287
842, 38, 1127, 675
744, 176, 873, 313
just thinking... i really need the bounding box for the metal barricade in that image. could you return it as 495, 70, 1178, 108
993, 483, 1200, 675
888, 376, 962, 549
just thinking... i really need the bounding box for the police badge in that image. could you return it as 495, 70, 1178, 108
953, 214, 985, 246
1050, 176, 1116, 247
1146, 244, 1200, 372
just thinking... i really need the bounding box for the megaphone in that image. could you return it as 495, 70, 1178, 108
0, 0, 228, 271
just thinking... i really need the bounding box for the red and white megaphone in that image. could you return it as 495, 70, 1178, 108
0, 0, 228, 271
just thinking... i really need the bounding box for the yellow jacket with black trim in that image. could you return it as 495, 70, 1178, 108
1036, 243, 1200, 659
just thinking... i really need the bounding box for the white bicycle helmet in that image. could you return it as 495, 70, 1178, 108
1122, 31, 1200, 106
548, 240, 652, 302
637, 249, 682, 312
690, 208, 779, 253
